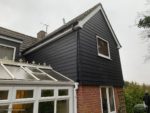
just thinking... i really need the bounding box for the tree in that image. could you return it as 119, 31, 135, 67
124, 81, 145, 113
124, 81, 150, 113
137, 1, 150, 60
138, 16, 150, 29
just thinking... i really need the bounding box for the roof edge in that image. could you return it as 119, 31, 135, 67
0, 26, 35, 39
23, 3, 121, 55
76, 4, 122, 49
0, 35, 23, 43
23, 27, 75, 55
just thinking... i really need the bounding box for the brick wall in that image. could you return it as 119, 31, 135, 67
77, 85, 126, 113
114, 87, 126, 113
77, 85, 101, 113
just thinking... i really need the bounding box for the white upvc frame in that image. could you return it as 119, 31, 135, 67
39, 87, 55, 98
1, 63, 15, 79
0, 43, 16, 61
0, 35, 23, 44
100, 87, 116, 113
96, 36, 111, 60
12, 87, 35, 102
0, 87, 12, 104
0, 85, 74, 113
37, 68, 58, 81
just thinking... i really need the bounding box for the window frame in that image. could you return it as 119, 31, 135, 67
0, 43, 16, 61
100, 87, 116, 113
0, 87, 12, 104
0, 86, 73, 113
96, 36, 111, 60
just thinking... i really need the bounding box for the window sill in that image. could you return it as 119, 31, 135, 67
98, 53, 112, 60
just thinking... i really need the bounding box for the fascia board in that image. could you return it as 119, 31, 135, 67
77, 5, 122, 49
0, 35, 23, 44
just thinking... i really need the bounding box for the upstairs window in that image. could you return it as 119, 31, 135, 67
96, 36, 110, 59
0, 44, 16, 60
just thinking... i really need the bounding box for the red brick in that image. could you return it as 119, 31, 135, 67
77, 85, 126, 113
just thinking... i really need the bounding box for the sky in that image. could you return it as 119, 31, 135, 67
0, 0, 149, 84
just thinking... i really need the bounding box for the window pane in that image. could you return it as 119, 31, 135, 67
41, 69, 70, 81
41, 90, 54, 97
109, 88, 115, 112
0, 45, 14, 60
33, 73, 53, 80
0, 105, 9, 113
58, 89, 68, 96
5, 65, 35, 80
16, 90, 33, 99
101, 88, 108, 113
57, 100, 69, 113
0, 90, 8, 100
12, 103, 33, 113
27, 67, 42, 73
98, 38, 109, 57
38, 101, 54, 113
0, 65, 12, 79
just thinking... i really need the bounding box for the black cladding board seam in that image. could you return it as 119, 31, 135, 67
24, 8, 124, 86
77, 10, 124, 86
23, 3, 121, 55
25, 31, 78, 81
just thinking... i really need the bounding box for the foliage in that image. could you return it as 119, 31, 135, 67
124, 81, 150, 113
137, 1, 150, 60
138, 16, 150, 28
133, 104, 146, 113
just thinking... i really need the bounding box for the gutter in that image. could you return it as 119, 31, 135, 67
74, 82, 79, 113
0, 80, 74, 86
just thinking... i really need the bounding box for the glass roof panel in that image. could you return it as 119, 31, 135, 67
27, 67, 42, 73
33, 73, 53, 80
0, 65, 12, 79
40, 69, 70, 81
5, 65, 35, 80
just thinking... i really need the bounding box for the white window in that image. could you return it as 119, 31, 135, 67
0, 44, 16, 60
0, 86, 73, 113
96, 36, 110, 59
100, 87, 116, 113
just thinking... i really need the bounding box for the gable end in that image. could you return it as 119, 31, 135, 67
77, 4, 121, 49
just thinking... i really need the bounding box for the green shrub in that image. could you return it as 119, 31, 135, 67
133, 104, 146, 113
124, 81, 146, 113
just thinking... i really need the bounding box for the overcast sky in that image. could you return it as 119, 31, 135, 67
0, 0, 149, 84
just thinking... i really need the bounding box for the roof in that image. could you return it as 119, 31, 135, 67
23, 3, 121, 55
0, 60, 73, 85
0, 27, 37, 51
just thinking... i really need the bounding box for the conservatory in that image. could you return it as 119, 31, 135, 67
0, 60, 75, 113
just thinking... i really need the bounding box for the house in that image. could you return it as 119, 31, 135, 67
0, 3, 126, 113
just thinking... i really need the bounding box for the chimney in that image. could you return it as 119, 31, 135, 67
37, 30, 46, 40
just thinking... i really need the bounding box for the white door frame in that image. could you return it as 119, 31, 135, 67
100, 87, 116, 113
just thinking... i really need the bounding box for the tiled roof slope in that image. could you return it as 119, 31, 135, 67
23, 3, 101, 52
0, 27, 37, 51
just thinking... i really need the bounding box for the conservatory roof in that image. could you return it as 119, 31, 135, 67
0, 60, 74, 85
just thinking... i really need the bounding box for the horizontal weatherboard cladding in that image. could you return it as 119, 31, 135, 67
78, 10, 124, 86
24, 9, 123, 86
25, 31, 78, 81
